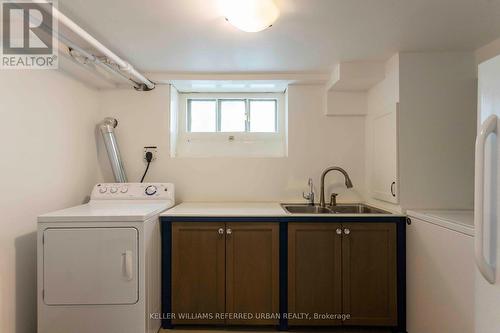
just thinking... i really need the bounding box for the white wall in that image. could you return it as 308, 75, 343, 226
98, 85, 366, 203
398, 52, 477, 210
0, 70, 102, 333
326, 91, 367, 116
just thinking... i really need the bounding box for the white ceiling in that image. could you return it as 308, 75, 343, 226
59, 0, 500, 73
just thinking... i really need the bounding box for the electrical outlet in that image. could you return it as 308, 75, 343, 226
143, 146, 157, 161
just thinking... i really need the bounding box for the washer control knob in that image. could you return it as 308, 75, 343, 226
145, 185, 157, 196
110, 187, 118, 194
120, 187, 128, 193
99, 187, 107, 194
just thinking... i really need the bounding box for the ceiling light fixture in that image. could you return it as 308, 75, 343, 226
221, 0, 280, 33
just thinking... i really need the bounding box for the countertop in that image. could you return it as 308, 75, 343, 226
406, 210, 474, 236
160, 202, 403, 218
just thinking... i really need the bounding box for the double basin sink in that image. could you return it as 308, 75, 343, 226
282, 203, 390, 215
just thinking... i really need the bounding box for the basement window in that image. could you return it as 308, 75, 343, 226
171, 91, 287, 158
187, 99, 277, 133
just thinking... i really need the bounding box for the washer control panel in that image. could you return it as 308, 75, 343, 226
91, 183, 174, 201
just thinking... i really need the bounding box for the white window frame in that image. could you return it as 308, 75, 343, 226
174, 92, 287, 158
187, 98, 279, 133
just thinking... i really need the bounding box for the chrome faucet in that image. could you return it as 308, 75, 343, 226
319, 167, 353, 208
302, 178, 315, 205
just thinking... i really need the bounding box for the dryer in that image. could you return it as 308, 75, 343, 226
37, 183, 175, 333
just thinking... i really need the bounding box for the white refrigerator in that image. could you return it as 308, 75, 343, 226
475, 54, 500, 332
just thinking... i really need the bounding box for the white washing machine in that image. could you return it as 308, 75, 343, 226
37, 183, 175, 333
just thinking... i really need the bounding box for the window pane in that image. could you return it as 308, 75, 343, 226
189, 100, 216, 132
250, 100, 277, 132
220, 100, 246, 132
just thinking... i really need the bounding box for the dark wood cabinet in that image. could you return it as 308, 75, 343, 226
288, 222, 397, 327
171, 222, 279, 326
171, 222, 226, 325
342, 223, 397, 326
226, 223, 279, 325
288, 223, 342, 326
164, 218, 404, 331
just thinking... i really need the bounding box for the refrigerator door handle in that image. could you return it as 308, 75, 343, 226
475, 114, 498, 284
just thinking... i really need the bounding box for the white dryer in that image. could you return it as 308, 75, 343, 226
37, 183, 175, 333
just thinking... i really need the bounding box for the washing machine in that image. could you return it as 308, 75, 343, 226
37, 183, 175, 333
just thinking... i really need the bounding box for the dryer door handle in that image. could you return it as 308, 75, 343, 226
123, 250, 133, 281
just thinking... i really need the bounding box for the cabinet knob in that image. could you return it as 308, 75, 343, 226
218, 228, 224, 235
344, 228, 351, 235
336, 228, 342, 235
226, 228, 232, 235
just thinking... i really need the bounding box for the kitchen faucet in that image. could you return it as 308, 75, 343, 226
319, 167, 353, 208
302, 178, 315, 205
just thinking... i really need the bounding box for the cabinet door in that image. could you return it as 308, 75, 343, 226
342, 223, 397, 326
171, 223, 225, 325
371, 106, 399, 203
225, 223, 279, 325
288, 223, 343, 326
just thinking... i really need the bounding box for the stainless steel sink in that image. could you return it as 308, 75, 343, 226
329, 204, 389, 214
283, 204, 334, 214
281, 203, 390, 215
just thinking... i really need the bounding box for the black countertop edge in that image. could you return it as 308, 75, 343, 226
160, 215, 407, 223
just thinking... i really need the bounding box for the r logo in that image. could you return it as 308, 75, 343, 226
2, 1, 53, 55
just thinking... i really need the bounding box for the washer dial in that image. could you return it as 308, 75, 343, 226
145, 185, 157, 196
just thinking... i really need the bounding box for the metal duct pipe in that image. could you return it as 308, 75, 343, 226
33, 2, 155, 90
99, 118, 128, 183
50, 6, 155, 90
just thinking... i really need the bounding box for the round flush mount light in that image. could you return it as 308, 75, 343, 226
221, 0, 280, 32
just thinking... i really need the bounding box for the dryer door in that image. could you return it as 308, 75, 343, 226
43, 227, 139, 305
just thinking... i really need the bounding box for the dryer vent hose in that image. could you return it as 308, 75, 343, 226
99, 117, 128, 183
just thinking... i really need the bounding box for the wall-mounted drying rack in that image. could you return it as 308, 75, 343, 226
33, 2, 155, 90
